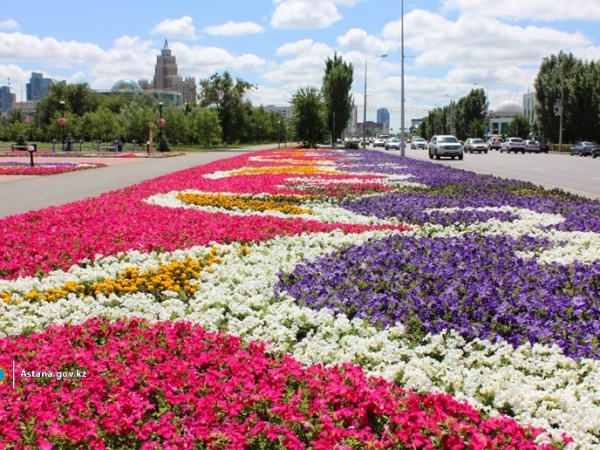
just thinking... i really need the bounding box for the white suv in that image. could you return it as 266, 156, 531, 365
428, 135, 464, 160
500, 137, 526, 154
411, 137, 427, 149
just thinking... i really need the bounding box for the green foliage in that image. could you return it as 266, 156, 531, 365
190, 108, 222, 148
290, 86, 327, 149
534, 51, 600, 143
507, 114, 531, 139
322, 53, 354, 144
198, 71, 256, 144
454, 88, 488, 140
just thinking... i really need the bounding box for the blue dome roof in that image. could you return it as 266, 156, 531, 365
111, 79, 142, 92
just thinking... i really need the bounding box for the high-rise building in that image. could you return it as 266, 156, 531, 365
0, 86, 15, 113
152, 39, 179, 91
149, 39, 196, 105
377, 108, 390, 133
26, 72, 54, 102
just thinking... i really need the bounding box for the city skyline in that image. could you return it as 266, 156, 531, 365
1, 0, 599, 131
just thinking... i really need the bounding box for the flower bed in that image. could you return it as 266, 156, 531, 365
0, 151, 184, 159
0, 148, 598, 448
0, 317, 564, 449
0, 161, 106, 175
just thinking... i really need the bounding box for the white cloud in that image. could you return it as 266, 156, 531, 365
271, 0, 343, 29
0, 19, 19, 30
442, 0, 600, 21
203, 21, 265, 37
151, 16, 196, 40
336, 28, 398, 56
169, 43, 266, 77
0, 32, 105, 67
265, 39, 334, 88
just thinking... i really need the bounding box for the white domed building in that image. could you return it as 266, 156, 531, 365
488, 100, 523, 136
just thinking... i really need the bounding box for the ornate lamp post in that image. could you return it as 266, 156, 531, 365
156, 102, 167, 151
58, 100, 66, 151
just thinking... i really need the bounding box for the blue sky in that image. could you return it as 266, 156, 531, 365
1, 0, 599, 131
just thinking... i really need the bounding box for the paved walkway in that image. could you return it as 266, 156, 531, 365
0, 150, 257, 218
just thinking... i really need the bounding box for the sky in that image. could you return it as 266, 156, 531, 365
1, 0, 600, 132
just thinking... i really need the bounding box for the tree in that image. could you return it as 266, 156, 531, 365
534, 52, 580, 143
35, 83, 102, 130
290, 86, 326, 148
198, 71, 255, 144
321, 53, 354, 147
455, 88, 488, 139
507, 114, 530, 139
190, 108, 222, 148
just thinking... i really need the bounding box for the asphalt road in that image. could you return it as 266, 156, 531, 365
376, 145, 600, 200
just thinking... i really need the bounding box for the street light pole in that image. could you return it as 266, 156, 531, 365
363, 54, 387, 149
400, 0, 406, 157
278, 120, 281, 149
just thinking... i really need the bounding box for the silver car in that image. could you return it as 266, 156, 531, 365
428, 135, 464, 160
464, 138, 488, 154
411, 137, 427, 149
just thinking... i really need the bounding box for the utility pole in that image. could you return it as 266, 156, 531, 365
400, 0, 406, 157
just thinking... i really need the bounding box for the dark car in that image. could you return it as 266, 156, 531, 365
593, 147, 600, 159
540, 142, 550, 153
570, 141, 599, 157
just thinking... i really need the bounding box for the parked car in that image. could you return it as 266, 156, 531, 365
373, 138, 385, 148
593, 147, 600, 159
500, 137, 526, 153
385, 138, 401, 150
524, 140, 545, 153
570, 141, 599, 157
487, 137, 504, 150
464, 138, 488, 154
428, 135, 464, 160
411, 137, 427, 149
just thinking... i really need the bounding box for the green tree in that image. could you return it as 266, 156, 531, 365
507, 114, 531, 139
35, 83, 102, 130
162, 107, 187, 147
455, 88, 488, 140
290, 86, 326, 148
121, 104, 155, 144
198, 71, 255, 144
190, 108, 222, 148
321, 53, 354, 147
84, 106, 123, 146
534, 52, 578, 143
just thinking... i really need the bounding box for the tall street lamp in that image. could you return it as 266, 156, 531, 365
400, 0, 406, 157
363, 54, 387, 149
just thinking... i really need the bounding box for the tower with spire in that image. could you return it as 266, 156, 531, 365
152, 39, 179, 91
137, 39, 196, 105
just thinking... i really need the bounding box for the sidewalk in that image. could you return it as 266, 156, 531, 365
0, 150, 253, 218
